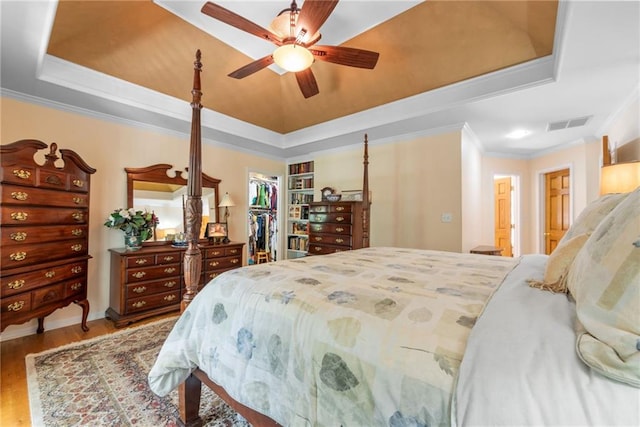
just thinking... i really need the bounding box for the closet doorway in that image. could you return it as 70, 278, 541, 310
248, 172, 280, 265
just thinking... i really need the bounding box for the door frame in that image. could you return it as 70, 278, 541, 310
493, 174, 521, 257
536, 163, 574, 254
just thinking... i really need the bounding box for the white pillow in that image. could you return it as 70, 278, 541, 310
567, 187, 639, 387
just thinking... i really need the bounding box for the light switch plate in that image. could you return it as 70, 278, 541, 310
441, 213, 452, 223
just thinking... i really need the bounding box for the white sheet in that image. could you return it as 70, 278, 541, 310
453, 254, 640, 426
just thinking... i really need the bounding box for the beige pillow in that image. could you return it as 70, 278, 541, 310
567, 187, 639, 387
529, 233, 590, 293
560, 192, 628, 245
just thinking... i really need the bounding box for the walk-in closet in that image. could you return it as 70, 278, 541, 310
248, 172, 279, 264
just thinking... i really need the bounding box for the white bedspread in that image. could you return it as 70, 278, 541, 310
453, 254, 640, 426
148, 247, 518, 426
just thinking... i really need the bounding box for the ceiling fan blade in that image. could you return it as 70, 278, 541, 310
201, 2, 282, 45
311, 45, 379, 69
295, 68, 320, 98
228, 55, 274, 79
295, 0, 339, 40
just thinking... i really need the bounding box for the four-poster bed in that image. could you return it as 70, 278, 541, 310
148, 51, 639, 427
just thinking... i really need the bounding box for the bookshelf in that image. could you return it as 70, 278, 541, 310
286, 161, 314, 259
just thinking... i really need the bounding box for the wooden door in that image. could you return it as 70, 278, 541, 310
494, 177, 513, 257
544, 169, 570, 254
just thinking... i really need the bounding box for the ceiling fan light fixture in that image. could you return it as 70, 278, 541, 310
273, 44, 313, 72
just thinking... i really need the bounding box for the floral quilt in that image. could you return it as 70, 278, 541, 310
148, 247, 519, 426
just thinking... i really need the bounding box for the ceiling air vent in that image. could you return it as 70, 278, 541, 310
546, 116, 591, 132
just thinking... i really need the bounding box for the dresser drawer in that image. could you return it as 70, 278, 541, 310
1, 293, 32, 316
309, 233, 352, 247
1, 184, 89, 208
204, 246, 243, 258
309, 213, 352, 224
204, 267, 236, 283
0, 239, 88, 270
309, 223, 352, 235
0, 166, 37, 187
204, 255, 241, 271
156, 252, 182, 265
32, 283, 66, 310
126, 264, 181, 283
126, 255, 156, 268
64, 278, 87, 299
309, 203, 353, 214
0, 206, 88, 225
1, 259, 88, 297
126, 277, 180, 298
0, 224, 87, 246
308, 244, 349, 255
126, 290, 181, 314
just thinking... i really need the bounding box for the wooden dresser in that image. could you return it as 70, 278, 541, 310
1, 140, 96, 333
106, 242, 244, 327
307, 201, 366, 255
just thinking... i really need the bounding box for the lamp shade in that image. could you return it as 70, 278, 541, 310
218, 192, 235, 207
600, 161, 640, 194
273, 44, 313, 72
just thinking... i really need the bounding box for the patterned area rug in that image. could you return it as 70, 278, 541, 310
26, 317, 250, 427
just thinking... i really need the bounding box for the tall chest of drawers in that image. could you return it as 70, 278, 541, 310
308, 201, 368, 255
106, 242, 244, 327
1, 140, 96, 333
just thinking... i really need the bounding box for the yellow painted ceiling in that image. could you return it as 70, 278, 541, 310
47, 0, 557, 134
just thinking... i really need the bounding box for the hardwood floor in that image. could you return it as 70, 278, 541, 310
1, 313, 175, 426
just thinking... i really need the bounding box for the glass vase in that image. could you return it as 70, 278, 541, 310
124, 232, 142, 251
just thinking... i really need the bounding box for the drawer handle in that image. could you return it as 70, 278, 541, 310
164, 295, 177, 302
10, 232, 27, 241
8, 280, 25, 290
164, 267, 176, 274
71, 212, 84, 222
231, 259, 239, 264
164, 281, 177, 288
71, 266, 83, 274
133, 286, 147, 294
71, 283, 82, 291
132, 301, 146, 308
314, 237, 322, 241
335, 238, 344, 243
335, 227, 344, 232
72, 197, 83, 205
210, 261, 219, 267
71, 229, 84, 236
336, 216, 345, 222
10, 252, 26, 261
72, 179, 84, 188
8, 301, 25, 312
163, 256, 175, 261
11, 191, 28, 201
10, 212, 28, 221
230, 249, 238, 254
135, 259, 148, 265
71, 244, 83, 252
45, 271, 56, 278
211, 251, 221, 256
45, 175, 63, 186
13, 169, 31, 179
132, 272, 146, 279
336, 206, 345, 211
314, 247, 322, 252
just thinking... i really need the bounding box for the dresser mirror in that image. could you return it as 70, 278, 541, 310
125, 164, 220, 243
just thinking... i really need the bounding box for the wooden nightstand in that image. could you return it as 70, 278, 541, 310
470, 245, 503, 256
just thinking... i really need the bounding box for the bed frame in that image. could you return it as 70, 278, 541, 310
177, 50, 370, 427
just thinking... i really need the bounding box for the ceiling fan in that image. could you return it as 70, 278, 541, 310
201, 0, 380, 98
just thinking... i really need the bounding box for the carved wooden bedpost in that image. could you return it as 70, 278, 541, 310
362, 134, 370, 248
181, 50, 203, 312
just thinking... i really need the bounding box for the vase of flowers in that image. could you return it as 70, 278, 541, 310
104, 208, 159, 251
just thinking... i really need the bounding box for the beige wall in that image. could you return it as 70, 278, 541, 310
1, 97, 284, 340
315, 131, 464, 252
461, 127, 483, 252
